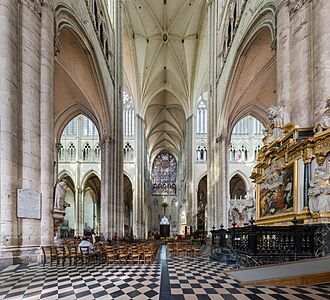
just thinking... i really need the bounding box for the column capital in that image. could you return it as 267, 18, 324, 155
41, 0, 55, 12
276, 0, 289, 19
54, 29, 61, 57
216, 134, 229, 145
288, 0, 312, 18
276, 0, 289, 10
20, 0, 42, 15
136, 114, 144, 122
207, 0, 215, 7
100, 133, 112, 150
55, 142, 62, 153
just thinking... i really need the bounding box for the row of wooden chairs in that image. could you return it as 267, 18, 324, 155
41, 241, 161, 266
104, 242, 160, 264
41, 245, 99, 266
166, 241, 201, 257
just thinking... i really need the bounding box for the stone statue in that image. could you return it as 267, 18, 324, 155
265, 105, 285, 142
245, 187, 256, 220
308, 166, 330, 214
266, 105, 284, 129
314, 98, 330, 133
54, 180, 70, 211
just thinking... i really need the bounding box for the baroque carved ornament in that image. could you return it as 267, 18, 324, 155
20, 0, 42, 15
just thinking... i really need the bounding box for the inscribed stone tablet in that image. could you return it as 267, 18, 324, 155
17, 189, 42, 219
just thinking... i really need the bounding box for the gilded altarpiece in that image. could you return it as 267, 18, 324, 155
252, 127, 330, 225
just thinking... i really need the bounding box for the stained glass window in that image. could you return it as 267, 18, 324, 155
152, 152, 177, 195
82, 116, 98, 136
123, 91, 135, 136
196, 92, 208, 135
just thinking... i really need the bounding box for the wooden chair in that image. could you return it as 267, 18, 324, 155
56, 246, 67, 266
79, 246, 96, 265
192, 244, 201, 256
105, 246, 117, 264
131, 247, 141, 264
174, 243, 184, 257
66, 244, 79, 265
143, 248, 153, 264
167, 242, 174, 256
95, 243, 106, 262
41, 246, 57, 266
118, 246, 129, 264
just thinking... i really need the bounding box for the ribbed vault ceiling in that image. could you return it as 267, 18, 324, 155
124, 0, 208, 158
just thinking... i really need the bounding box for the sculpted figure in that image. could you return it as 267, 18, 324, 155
314, 98, 330, 132
245, 188, 256, 220
266, 105, 284, 129
308, 166, 330, 214
54, 180, 70, 211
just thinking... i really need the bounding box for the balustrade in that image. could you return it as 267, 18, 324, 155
211, 220, 329, 266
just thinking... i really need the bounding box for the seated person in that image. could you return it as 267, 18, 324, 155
112, 232, 118, 241
78, 236, 98, 254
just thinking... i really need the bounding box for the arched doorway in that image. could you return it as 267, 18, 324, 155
230, 174, 246, 199
229, 174, 247, 227
123, 174, 133, 237
57, 114, 101, 236
83, 174, 101, 236
59, 174, 75, 238
197, 175, 207, 237
227, 115, 264, 227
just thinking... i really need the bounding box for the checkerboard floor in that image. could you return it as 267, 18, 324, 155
167, 248, 330, 300
0, 261, 161, 299
0, 246, 329, 299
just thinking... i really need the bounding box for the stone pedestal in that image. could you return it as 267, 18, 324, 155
53, 210, 66, 240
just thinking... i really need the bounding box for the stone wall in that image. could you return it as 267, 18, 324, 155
0, 0, 120, 264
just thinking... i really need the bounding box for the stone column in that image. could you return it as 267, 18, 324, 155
75, 187, 83, 236
19, 0, 42, 247
0, 0, 19, 258
101, 133, 124, 241
113, 0, 124, 239
40, 0, 55, 246
312, 0, 330, 123
100, 0, 124, 241
133, 115, 145, 238
213, 134, 229, 228
100, 135, 111, 240
207, 0, 217, 234
289, 0, 312, 127
276, 0, 291, 123
185, 116, 193, 226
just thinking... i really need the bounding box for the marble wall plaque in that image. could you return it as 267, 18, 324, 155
17, 189, 42, 219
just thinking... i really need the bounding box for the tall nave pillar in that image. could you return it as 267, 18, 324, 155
133, 115, 146, 239
276, 0, 291, 123
20, 0, 42, 249
312, 0, 330, 123
101, 0, 124, 241
288, 0, 312, 127
185, 116, 193, 226
207, 0, 222, 232
216, 135, 229, 228
1, 0, 56, 263
101, 133, 124, 240
0, 0, 19, 260
276, 0, 329, 127
40, 0, 55, 246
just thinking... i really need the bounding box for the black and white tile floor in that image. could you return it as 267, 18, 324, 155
0, 246, 329, 299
